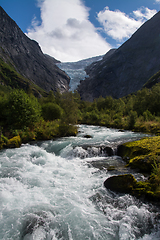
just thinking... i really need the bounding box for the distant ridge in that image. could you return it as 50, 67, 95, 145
0, 6, 70, 93
78, 11, 160, 101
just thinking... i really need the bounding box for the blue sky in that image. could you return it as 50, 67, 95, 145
1, 0, 160, 62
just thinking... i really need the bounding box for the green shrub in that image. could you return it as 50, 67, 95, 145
5, 89, 41, 129
143, 110, 154, 121
42, 102, 63, 121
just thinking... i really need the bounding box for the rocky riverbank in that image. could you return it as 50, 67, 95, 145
104, 136, 160, 202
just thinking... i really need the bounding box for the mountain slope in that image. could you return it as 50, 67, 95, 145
78, 12, 160, 101
0, 6, 70, 93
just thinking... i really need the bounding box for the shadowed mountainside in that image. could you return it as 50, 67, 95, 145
77, 11, 160, 101
0, 6, 70, 94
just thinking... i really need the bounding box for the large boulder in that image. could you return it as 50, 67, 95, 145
104, 174, 136, 193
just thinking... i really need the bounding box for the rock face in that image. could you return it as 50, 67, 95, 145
0, 6, 70, 93
78, 11, 160, 101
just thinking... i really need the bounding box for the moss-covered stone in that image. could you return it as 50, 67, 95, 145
6, 135, 21, 148
104, 174, 137, 193
117, 136, 160, 173
104, 174, 160, 201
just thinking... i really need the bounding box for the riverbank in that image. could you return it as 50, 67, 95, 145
0, 120, 78, 150
104, 136, 160, 202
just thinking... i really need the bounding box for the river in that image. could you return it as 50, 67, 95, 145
0, 125, 160, 240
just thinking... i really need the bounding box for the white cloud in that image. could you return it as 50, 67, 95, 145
27, 0, 111, 62
155, 0, 160, 3
97, 7, 157, 41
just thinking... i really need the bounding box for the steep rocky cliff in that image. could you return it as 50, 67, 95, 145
78, 11, 160, 101
0, 6, 70, 93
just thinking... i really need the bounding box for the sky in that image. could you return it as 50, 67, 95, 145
1, 0, 160, 62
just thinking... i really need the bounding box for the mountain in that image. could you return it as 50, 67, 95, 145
0, 6, 70, 94
77, 11, 160, 101
57, 55, 103, 91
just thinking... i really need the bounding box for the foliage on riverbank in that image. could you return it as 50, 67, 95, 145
78, 83, 160, 134
0, 89, 79, 150
0, 120, 78, 149
1, 82, 160, 137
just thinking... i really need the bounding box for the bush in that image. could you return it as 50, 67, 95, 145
5, 89, 41, 129
143, 110, 154, 121
42, 102, 63, 121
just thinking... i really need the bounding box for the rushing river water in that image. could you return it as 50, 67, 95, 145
0, 125, 160, 240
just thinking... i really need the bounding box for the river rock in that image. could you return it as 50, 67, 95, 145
83, 145, 113, 156
104, 174, 137, 193
83, 134, 93, 138
103, 146, 114, 156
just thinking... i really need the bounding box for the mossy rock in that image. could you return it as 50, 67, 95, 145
6, 135, 21, 148
104, 174, 160, 202
104, 174, 137, 193
117, 136, 160, 173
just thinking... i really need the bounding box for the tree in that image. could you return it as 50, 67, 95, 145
60, 92, 79, 124
5, 89, 41, 129
42, 102, 63, 121
128, 111, 137, 129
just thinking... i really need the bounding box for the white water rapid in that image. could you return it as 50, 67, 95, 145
0, 125, 160, 240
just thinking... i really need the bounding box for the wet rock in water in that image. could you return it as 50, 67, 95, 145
103, 146, 114, 156
107, 166, 116, 171
72, 145, 114, 159
83, 134, 93, 138
88, 159, 110, 170
83, 145, 113, 156
21, 214, 46, 238
104, 174, 137, 193
88, 156, 127, 172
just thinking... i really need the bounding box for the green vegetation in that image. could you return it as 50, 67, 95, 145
119, 136, 160, 172
0, 88, 79, 148
78, 84, 160, 134
1, 77, 160, 148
